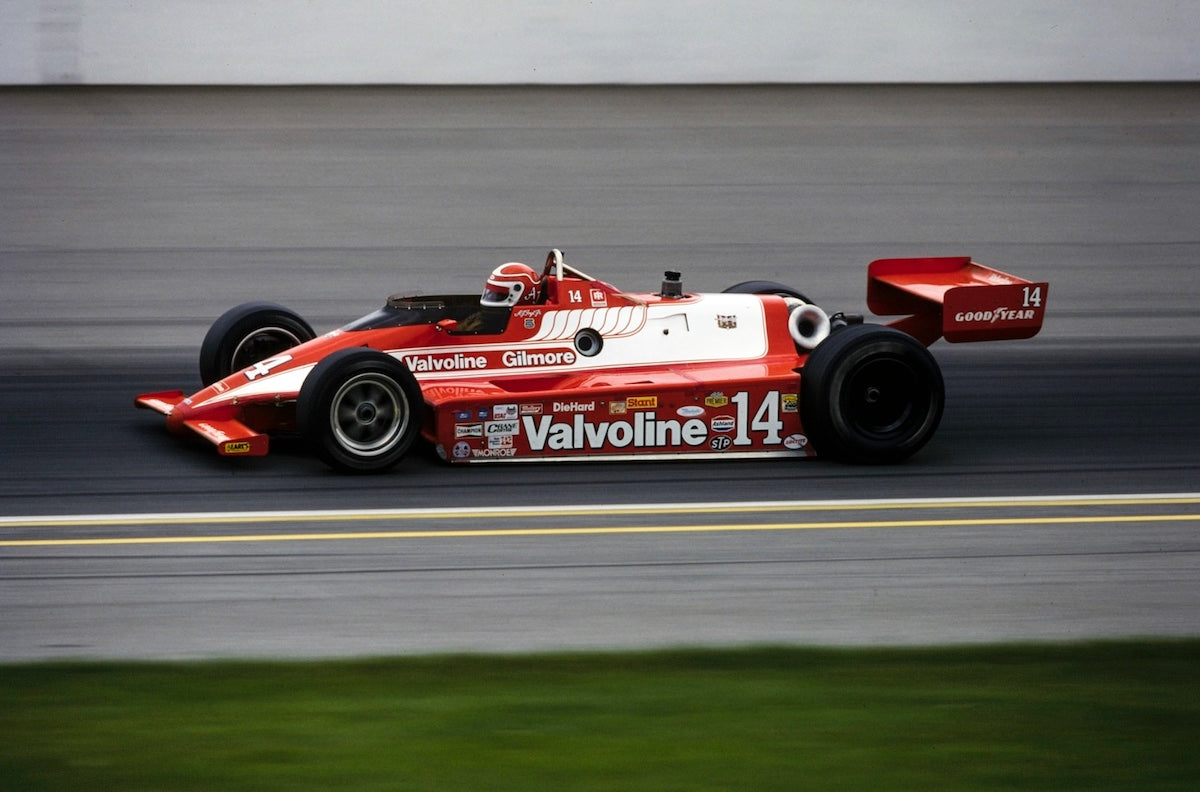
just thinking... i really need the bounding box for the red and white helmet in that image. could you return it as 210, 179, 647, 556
481, 262, 541, 307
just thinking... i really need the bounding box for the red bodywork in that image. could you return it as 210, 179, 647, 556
136, 255, 1047, 465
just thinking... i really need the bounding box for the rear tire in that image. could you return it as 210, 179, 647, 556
199, 302, 315, 385
722, 280, 815, 305
801, 324, 944, 464
297, 349, 423, 473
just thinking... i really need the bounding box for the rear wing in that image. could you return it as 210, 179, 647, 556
867, 256, 1047, 344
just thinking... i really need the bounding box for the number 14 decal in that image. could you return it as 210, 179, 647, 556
1022, 286, 1043, 308
731, 391, 783, 445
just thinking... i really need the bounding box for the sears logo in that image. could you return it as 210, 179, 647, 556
710, 416, 736, 433
710, 436, 733, 451
486, 420, 520, 436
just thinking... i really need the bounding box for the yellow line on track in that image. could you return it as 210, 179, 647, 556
2, 494, 1199, 530
2, 513, 1197, 548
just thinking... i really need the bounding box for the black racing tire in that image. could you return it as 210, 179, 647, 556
199, 302, 316, 385
801, 323, 944, 464
297, 348, 423, 474
722, 280, 816, 305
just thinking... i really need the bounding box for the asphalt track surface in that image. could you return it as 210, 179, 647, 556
1, 85, 1198, 660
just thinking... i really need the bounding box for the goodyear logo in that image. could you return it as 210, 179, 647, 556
223, 441, 253, 455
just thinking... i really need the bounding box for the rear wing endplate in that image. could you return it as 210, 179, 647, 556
867, 256, 1047, 343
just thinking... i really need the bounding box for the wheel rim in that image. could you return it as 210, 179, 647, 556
841, 356, 925, 439
328, 373, 410, 457
230, 327, 304, 371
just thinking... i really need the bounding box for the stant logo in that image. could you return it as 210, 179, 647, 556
625, 396, 658, 410
223, 441, 252, 454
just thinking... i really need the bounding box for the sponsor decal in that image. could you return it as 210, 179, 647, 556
523, 318, 536, 329
472, 447, 517, 458
523, 412, 708, 452
454, 410, 472, 421
710, 436, 733, 451
784, 433, 808, 450
716, 314, 737, 329
590, 288, 608, 306
554, 400, 595, 412
489, 434, 514, 449
452, 441, 471, 459
455, 423, 484, 438
676, 405, 705, 418
953, 307, 1038, 323
625, 396, 658, 410
519, 403, 543, 415
705, 392, 729, 408
493, 404, 518, 420
194, 422, 229, 442
486, 419, 520, 436
501, 349, 576, 367
477, 408, 489, 420
514, 308, 543, 319
402, 351, 487, 373
710, 416, 736, 433
782, 394, 798, 413
223, 441, 252, 454
401, 347, 577, 373
609, 401, 627, 415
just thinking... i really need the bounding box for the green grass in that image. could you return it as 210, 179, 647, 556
2, 641, 1198, 791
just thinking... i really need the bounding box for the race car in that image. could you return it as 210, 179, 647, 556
136, 249, 1047, 471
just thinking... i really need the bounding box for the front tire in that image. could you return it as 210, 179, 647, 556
801, 324, 944, 464
297, 349, 423, 473
199, 302, 316, 385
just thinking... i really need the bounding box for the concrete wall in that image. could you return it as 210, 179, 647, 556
3, 0, 1198, 85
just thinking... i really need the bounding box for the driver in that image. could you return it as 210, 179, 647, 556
480, 262, 542, 307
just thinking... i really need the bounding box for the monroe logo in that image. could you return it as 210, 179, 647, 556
403, 352, 487, 372
502, 349, 576, 367
524, 412, 707, 451
954, 307, 1037, 323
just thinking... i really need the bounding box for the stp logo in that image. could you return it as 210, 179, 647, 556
709, 436, 732, 451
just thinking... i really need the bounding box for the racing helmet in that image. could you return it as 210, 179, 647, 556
481, 262, 541, 307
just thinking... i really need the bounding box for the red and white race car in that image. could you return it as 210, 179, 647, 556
136, 250, 1047, 472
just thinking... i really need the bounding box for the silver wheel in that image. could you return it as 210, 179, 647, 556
329, 372, 411, 458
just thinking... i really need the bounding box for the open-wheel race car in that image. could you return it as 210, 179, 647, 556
136, 249, 1047, 472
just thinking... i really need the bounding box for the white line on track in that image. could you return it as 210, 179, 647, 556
2, 492, 1198, 529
